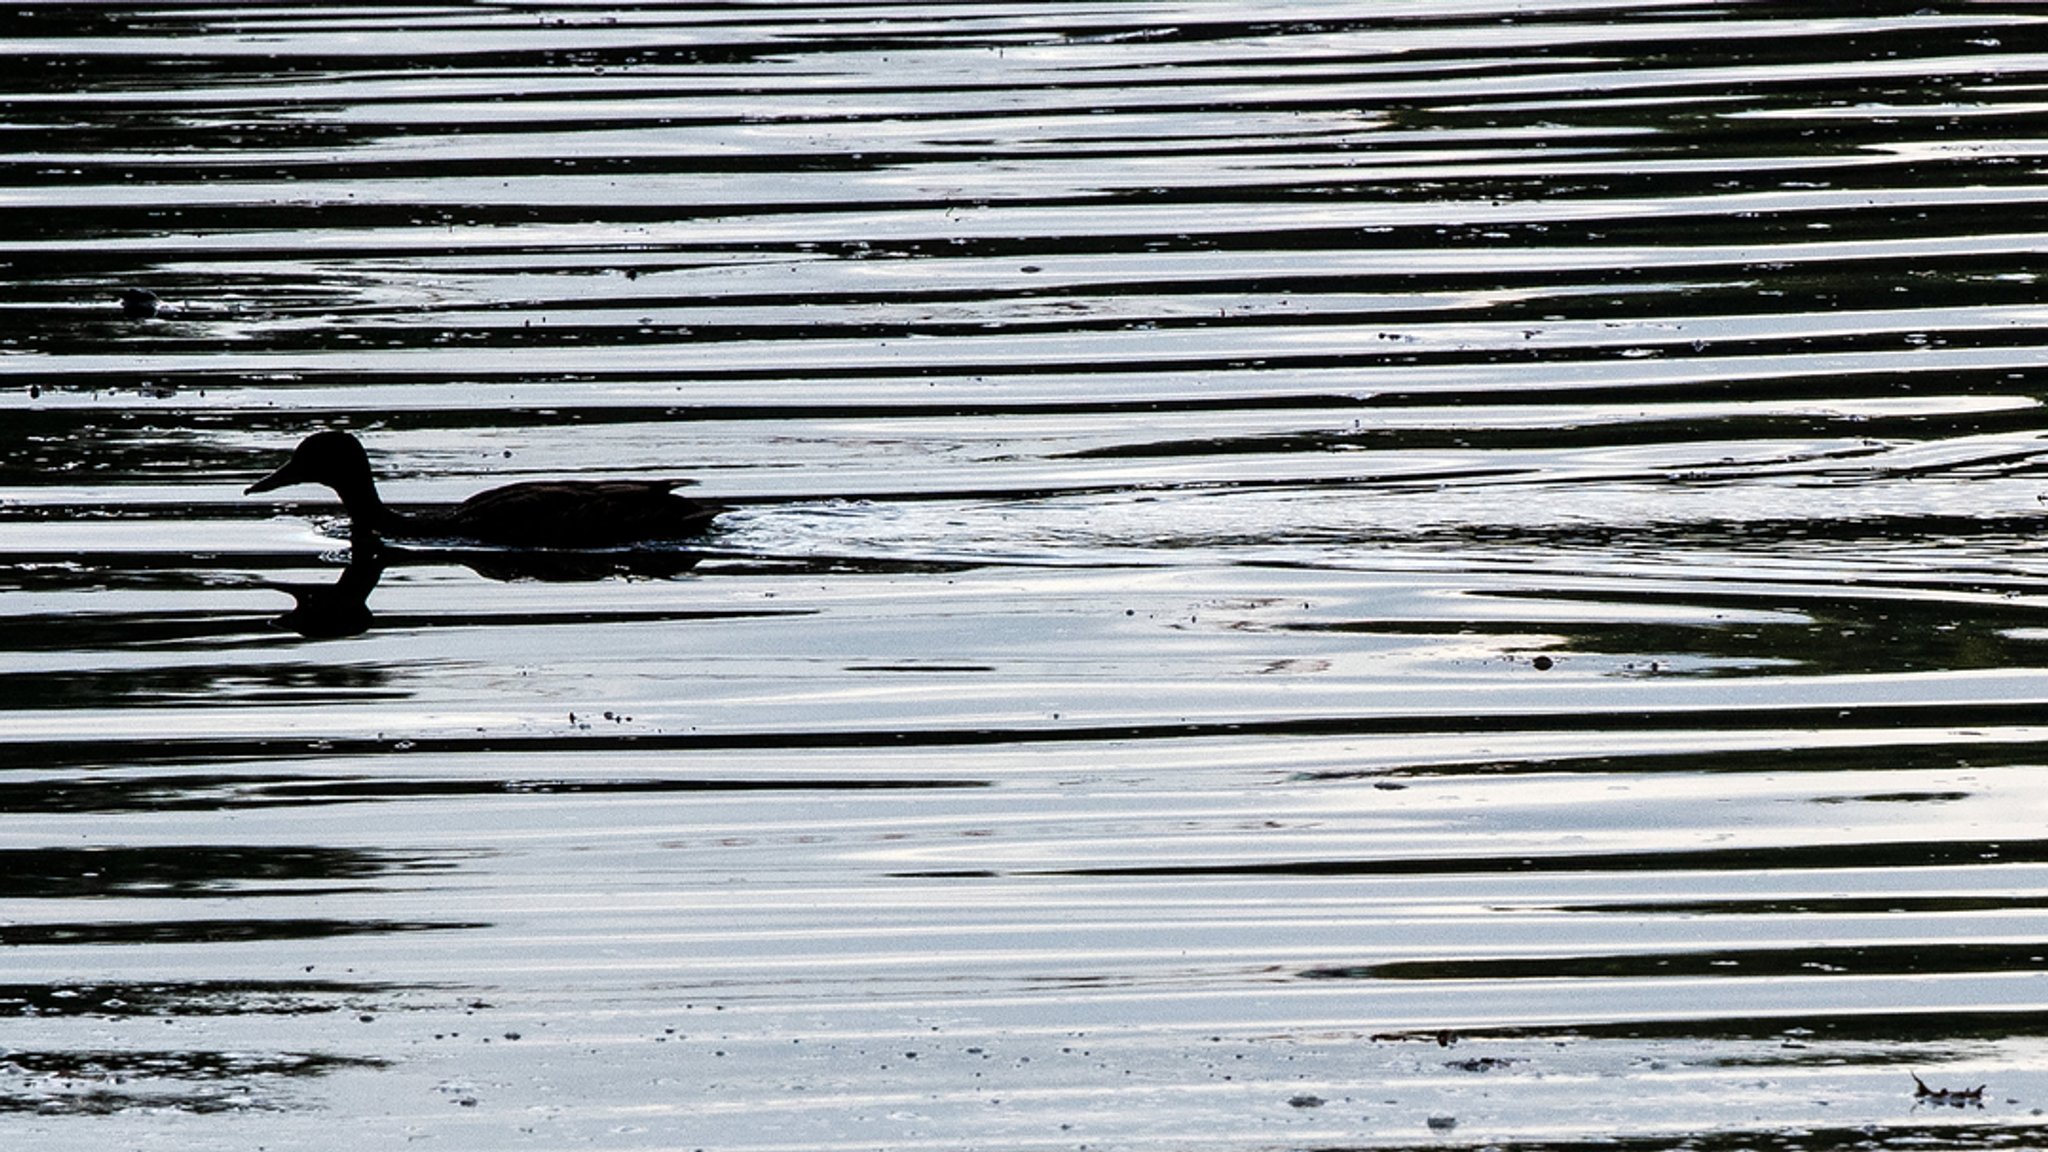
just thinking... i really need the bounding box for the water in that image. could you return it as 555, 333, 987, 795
5, 2, 2048, 1147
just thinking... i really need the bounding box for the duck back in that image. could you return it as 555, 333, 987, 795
438, 480, 721, 548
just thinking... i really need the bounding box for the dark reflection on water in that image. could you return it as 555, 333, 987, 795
1294, 584, 2048, 677
0, 845, 455, 898
1303, 741, 2048, 780
1458, 1011, 2048, 1048
1, 917, 483, 947
0, 772, 985, 812
1316, 943, 2048, 982
1140, 1131, 2035, 1152
1, 607, 284, 653
994, 838, 2048, 879
0, 661, 404, 710
0, 980, 402, 1019
1555, 894, 2048, 916
0, 1049, 393, 1117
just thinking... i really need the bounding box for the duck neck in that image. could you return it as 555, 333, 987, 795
331, 473, 399, 540
348, 517, 386, 552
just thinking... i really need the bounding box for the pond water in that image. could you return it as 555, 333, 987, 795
6, 2, 2048, 1148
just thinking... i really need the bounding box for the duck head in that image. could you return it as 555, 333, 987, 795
247, 430, 387, 527
248, 430, 369, 493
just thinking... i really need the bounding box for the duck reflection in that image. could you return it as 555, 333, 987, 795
267, 544, 708, 638
270, 547, 385, 639
433, 547, 705, 583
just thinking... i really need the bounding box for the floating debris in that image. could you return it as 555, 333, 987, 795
117, 288, 161, 319
1912, 1073, 1985, 1107
1447, 1056, 1518, 1072
1368, 1029, 1458, 1046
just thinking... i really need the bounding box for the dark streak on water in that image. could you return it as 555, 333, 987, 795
6, 1, 2048, 1147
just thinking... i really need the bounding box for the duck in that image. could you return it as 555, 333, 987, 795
246, 430, 723, 548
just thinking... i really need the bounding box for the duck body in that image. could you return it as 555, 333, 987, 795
422, 478, 721, 547
247, 431, 722, 548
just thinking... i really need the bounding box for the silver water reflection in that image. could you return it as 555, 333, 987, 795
5, 2, 2048, 1147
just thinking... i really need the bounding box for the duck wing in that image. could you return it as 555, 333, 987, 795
443, 480, 722, 547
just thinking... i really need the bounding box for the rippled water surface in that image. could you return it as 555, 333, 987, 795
8, 2, 2048, 1148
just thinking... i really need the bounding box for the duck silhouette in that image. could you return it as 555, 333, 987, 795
271, 547, 386, 638
247, 431, 723, 548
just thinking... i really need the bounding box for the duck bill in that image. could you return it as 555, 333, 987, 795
245, 459, 305, 495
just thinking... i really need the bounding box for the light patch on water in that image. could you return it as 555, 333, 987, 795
6, 1, 2048, 1148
